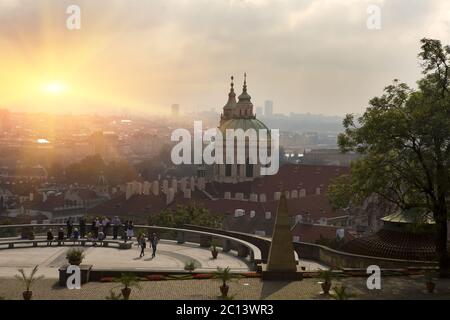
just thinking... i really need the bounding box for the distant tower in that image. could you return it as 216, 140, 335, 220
255, 106, 263, 117
264, 100, 273, 117
171, 104, 180, 116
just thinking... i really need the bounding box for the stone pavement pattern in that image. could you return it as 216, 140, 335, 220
0, 276, 450, 300
0, 241, 251, 278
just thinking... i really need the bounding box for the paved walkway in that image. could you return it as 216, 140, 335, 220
0, 276, 449, 300
0, 240, 252, 278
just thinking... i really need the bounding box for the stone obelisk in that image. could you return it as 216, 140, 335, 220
266, 193, 297, 273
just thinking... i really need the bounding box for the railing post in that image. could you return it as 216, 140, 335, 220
237, 245, 248, 258
177, 231, 185, 244
222, 239, 232, 252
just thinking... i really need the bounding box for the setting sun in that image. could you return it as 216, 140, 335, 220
43, 82, 67, 95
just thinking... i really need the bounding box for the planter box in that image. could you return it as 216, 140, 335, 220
119, 242, 132, 250
58, 264, 92, 287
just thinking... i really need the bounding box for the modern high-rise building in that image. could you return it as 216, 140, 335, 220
171, 104, 180, 116
264, 100, 273, 117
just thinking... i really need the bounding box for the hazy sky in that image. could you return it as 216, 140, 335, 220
0, 0, 449, 116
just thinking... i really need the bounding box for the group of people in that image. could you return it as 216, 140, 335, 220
138, 233, 159, 258
44, 216, 159, 258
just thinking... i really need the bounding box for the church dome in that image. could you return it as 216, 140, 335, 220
219, 118, 270, 133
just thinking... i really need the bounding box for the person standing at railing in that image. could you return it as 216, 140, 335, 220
102, 217, 110, 237
57, 228, 64, 242
126, 221, 134, 240
112, 216, 121, 240
79, 217, 86, 239
47, 229, 54, 246
66, 218, 73, 238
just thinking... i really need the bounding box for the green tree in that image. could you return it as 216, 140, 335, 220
149, 203, 223, 229
328, 39, 450, 276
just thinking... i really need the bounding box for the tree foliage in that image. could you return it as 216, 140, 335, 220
149, 203, 223, 229
328, 38, 450, 273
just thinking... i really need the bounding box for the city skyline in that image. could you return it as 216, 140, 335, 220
0, 0, 449, 116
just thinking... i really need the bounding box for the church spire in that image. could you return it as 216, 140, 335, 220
238, 72, 251, 101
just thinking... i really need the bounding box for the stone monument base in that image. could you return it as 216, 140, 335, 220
260, 264, 304, 281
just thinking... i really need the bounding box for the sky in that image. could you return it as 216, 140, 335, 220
0, 0, 449, 116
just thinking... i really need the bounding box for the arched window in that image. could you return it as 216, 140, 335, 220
246, 158, 253, 178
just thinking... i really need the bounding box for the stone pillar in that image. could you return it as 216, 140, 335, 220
177, 231, 185, 244
152, 181, 159, 196
237, 245, 248, 258
259, 194, 266, 202
222, 239, 232, 252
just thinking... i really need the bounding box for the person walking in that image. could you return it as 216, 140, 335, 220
79, 217, 86, 238
46, 229, 54, 246
139, 236, 146, 258
112, 216, 121, 240
150, 233, 159, 258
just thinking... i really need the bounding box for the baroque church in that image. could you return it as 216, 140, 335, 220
213, 74, 271, 183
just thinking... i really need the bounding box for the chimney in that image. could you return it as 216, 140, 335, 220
198, 177, 205, 190
162, 179, 169, 194
183, 188, 191, 199
180, 178, 187, 192
259, 194, 266, 202
126, 182, 133, 200
265, 211, 272, 220
152, 181, 159, 196
171, 178, 178, 193
143, 181, 151, 195
166, 187, 175, 204
299, 188, 306, 197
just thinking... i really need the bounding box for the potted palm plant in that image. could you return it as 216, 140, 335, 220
318, 269, 333, 295
15, 265, 44, 300
211, 240, 219, 259
66, 248, 85, 265
214, 266, 234, 298
425, 271, 436, 293
330, 285, 355, 300
116, 273, 141, 300
184, 260, 197, 273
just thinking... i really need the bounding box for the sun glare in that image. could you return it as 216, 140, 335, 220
43, 82, 66, 95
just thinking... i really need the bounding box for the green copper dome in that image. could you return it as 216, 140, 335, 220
219, 118, 270, 133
